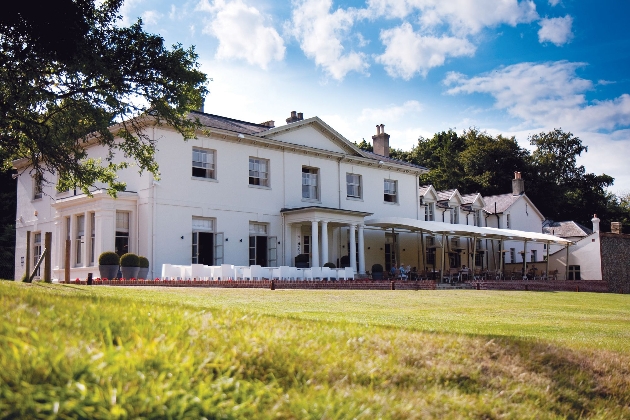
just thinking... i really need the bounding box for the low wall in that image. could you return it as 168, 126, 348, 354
473, 280, 610, 293
66, 278, 437, 290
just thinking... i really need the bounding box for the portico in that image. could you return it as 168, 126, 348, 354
281, 206, 372, 274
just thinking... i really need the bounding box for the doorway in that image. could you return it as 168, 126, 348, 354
193, 232, 214, 265
249, 236, 268, 266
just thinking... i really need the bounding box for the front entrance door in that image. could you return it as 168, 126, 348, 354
197, 232, 214, 265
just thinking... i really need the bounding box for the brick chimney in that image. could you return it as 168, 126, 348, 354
591, 214, 600, 233
512, 171, 525, 195
611, 221, 622, 234
260, 120, 275, 128
286, 111, 304, 124
372, 124, 390, 157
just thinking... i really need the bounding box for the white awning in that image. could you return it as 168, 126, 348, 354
365, 217, 572, 245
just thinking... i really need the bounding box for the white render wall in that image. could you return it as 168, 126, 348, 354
548, 233, 602, 280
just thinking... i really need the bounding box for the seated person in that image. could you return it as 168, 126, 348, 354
399, 264, 407, 279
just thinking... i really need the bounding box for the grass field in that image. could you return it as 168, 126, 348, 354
1, 282, 629, 419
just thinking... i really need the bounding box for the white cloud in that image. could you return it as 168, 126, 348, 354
365, 0, 539, 36
141, 10, 162, 25
197, 0, 285, 70
538, 15, 573, 46
288, 0, 369, 80
548, 0, 561, 6
376, 23, 476, 79
444, 61, 630, 132
359, 100, 423, 122
118, 0, 144, 26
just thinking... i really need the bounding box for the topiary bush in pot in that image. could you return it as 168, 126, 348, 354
98, 251, 120, 279
323, 262, 336, 269
138, 256, 149, 279
120, 253, 140, 279
371, 263, 384, 280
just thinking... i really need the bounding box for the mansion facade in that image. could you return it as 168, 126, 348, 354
14, 111, 551, 280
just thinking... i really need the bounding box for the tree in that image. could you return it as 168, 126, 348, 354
1, 0, 208, 195
526, 129, 615, 227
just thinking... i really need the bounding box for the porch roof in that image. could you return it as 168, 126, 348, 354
365, 217, 572, 245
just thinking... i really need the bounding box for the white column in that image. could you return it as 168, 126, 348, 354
311, 220, 320, 268
358, 224, 365, 275
321, 221, 329, 266
349, 224, 357, 270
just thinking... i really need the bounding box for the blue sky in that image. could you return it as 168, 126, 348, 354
120, 0, 630, 194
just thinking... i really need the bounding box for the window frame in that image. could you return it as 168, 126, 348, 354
192, 147, 217, 180
115, 211, 130, 257
33, 176, 43, 200
302, 166, 320, 201
346, 173, 362, 199
249, 157, 270, 188
424, 202, 435, 221
384, 179, 398, 204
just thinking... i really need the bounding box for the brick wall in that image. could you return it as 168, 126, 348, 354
84, 278, 437, 290
474, 280, 609, 293
600, 233, 630, 294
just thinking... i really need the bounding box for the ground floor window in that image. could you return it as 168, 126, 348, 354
568, 265, 581, 280
385, 233, 398, 272
249, 223, 268, 266
76, 214, 85, 266
192, 217, 223, 265
115, 211, 129, 256
89, 212, 96, 266
33, 232, 42, 277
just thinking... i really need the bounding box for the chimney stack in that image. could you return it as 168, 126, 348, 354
611, 222, 622, 234
512, 171, 525, 195
260, 120, 275, 128
591, 214, 600, 233
372, 124, 390, 157
286, 111, 304, 124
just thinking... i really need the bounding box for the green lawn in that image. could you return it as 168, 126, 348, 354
1, 282, 629, 419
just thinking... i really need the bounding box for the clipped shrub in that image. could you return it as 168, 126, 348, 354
138, 256, 149, 268
294, 253, 310, 263
323, 262, 336, 269
371, 263, 384, 273
98, 251, 120, 266
120, 253, 140, 267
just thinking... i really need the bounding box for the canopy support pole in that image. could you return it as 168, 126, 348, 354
440, 234, 446, 283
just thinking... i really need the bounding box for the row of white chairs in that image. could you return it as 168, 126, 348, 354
161, 264, 355, 281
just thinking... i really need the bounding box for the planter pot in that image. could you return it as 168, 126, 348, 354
372, 272, 384, 280
99, 265, 119, 279
138, 267, 149, 279
121, 266, 139, 279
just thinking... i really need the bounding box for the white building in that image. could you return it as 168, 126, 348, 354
14, 112, 571, 282
14, 112, 428, 280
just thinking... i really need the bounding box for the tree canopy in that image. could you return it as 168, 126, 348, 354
1, 0, 208, 195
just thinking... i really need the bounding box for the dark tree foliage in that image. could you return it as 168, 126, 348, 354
1, 0, 208, 195
525, 129, 617, 229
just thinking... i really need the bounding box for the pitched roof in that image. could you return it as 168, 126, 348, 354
460, 193, 481, 205
542, 220, 593, 238
191, 111, 271, 135
483, 193, 520, 214
436, 189, 457, 201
